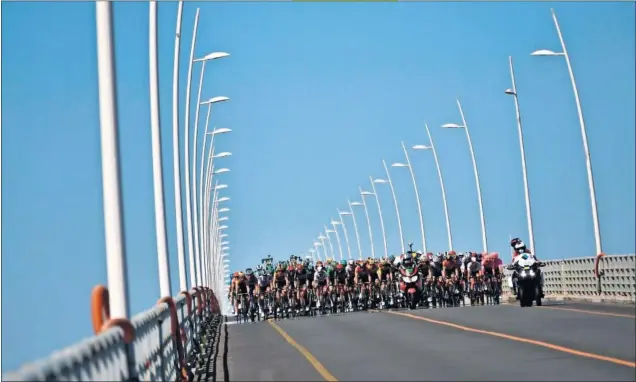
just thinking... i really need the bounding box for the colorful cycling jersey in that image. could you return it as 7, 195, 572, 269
442, 259, 457, 270
355, 266, 369, 279
483, 256, 503, 268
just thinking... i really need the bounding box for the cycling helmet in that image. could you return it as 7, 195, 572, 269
307, 264, 314, 271
245, 268, 253, 275
402, 256, 414, 268
296, 263, 303, 271
256, 264, 263, 271
388, 255, 396, 263
348, 259, 355, 266
336, 263, 344, 270
316, 266, 324, 273
233, 272, 239, 278
316, 260, 323, 267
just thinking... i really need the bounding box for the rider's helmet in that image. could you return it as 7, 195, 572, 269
511, 238, 527, 253
348, 259, 355, 266
340, 260, 347, 266
316, 266, 324, 273
475, 252, 483, 262
266, 264, 274, 274
336, 262, 344, 270
233, 271, 240, 278
245, 268, 253, 276
448, 250, 457, 260
286, 265, 294, 272
276, 262, 284, 270
307, 264, 314, 271
296, 263, 303, 271
238, 271, 244, 277
388, 255, 396, 263
315, 260, 323, 267
256, 264, 263, 271
490, 252, 499, 260
402, 256, 415, 268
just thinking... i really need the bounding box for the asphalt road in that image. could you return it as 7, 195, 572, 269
222, 302, 636, 381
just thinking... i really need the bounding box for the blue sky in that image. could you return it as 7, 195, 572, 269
2, 1, 634, 371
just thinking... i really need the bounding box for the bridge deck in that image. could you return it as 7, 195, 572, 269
216, 302, 636, 381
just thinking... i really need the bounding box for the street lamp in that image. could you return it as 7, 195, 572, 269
96, 0, 130, 318
171, 2, 187, 292
374, 161, 405, 255
149, 0, 171, 297
308, 249, 317, 263
313, 241, 324, 261
442, 99, 488, 253
339, 208, 360, 260
352, 195, 375, 259
531, 8, 601, 256
331, 217, 350, 260
182, 4, 228, 293
392, 142, 428, 254
505, 56, 535, 255
362, 179, 388, 259
413, 125, 453, 251
324, 226, 340, 260
199, 123, 231, 265
319, 232, 334, 259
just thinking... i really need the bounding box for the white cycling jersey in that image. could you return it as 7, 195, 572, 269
314, 271, 328, 282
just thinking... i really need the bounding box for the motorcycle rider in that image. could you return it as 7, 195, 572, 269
398, 254, 422, 308
509, 238, 544, 299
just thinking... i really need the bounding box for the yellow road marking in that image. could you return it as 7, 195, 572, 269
384, 310, 636, 368
268, 321, 339, 381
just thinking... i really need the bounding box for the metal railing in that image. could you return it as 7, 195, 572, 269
502, 253, 636, 303
3, 286, 220, 381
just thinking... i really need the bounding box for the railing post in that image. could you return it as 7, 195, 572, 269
560, 259, 565, 297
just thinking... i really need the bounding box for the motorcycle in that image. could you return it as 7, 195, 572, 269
508, 255, 545, 307
399, 265, 421, 310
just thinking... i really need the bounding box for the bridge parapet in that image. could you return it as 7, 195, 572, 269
502, 254, 635, 303
3, 287, 218, 381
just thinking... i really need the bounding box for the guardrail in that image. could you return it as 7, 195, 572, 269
502, 254, 635, 304
3, 286, 220, 381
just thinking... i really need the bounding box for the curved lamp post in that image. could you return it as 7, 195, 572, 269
96, 0, 129, 318
318, 233, 333, 260
413, 123, 453, 251
340, 205, 362, 260
333, 215, 351, 260
352, 195, 375, 259
442, 99, 488, 253
374, 161, 405, 255
313, 241, 324, 261
362, 178, 388, 259
505, 56, 535, 255
392, 142, 427, 254
171, 1, 187, 292
149, 0, 171, 297
531, 8, 601, 256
